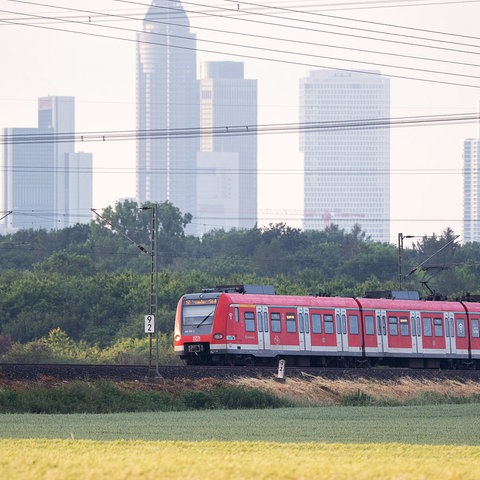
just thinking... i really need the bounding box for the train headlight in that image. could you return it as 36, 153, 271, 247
213, 333, 224, 340
174, 335, 181, 342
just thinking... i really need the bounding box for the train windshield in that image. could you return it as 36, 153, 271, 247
182, 297, 218, 334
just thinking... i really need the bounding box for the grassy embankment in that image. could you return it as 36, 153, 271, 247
2, 375, 480, 413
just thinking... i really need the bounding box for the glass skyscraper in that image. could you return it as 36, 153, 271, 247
300, 70, 390, 242
1, 96, 92, 231
463, 137, 480, 243
198, 61, 257, 234
136, 0, 199, 221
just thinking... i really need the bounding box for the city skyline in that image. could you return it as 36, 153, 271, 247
0, 1, 478, 244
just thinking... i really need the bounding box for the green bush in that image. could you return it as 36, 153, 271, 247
0, 381, 178, 414
180, 386, 292, 410
340, 389, 376, 407
0, 382, 292, 414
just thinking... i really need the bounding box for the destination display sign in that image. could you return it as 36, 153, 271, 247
184, 298, 218, 306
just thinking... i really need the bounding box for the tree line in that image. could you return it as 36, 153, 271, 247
0, 199, 478, 353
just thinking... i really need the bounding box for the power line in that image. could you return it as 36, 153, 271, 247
7, 0, 479, 72
2, 1, 479, 88
1, 112, 479, 145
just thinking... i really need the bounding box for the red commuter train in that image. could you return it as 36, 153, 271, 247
173, 284, 480, 368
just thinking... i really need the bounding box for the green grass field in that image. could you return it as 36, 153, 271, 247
2, 404, 480, 478
2, 404, 480, 444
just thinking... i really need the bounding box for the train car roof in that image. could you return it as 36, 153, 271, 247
462, 301, 480, 314
219, 292, 359, 308
357, 297, 464, 311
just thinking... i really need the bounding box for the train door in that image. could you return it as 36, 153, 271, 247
256, 305, 270, 352
297, 307, 311, 352
376, 310, 387, 354
336, 308, 348, 353
445, 312, 456, 354
411, 311, 422, 354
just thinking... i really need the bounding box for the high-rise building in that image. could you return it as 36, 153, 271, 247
197, 61, 257, 234
463, 136, 480, 243
1, 96, 92, 231
300, 70, 390, 241
68, 151, 93, 226
136, 0, 199, 223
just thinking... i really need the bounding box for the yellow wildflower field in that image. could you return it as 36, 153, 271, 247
1, 439, 480, 479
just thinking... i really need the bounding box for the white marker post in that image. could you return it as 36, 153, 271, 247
276, 359, 286, 382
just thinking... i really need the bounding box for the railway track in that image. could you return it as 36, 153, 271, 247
2, 362, 480, 382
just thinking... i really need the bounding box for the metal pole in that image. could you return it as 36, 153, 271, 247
398, 233, 404, 290
148, 204, 159, 377
153, 204, 160, 377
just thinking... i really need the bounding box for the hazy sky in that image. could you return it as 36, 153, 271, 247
0, 0, 479, 244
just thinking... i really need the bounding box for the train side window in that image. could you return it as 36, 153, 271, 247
244, 311, 255, 332
299, 313, 304, 333
388, 316, 398, 336
423, 317, 432, 337
400, 317, 409, 336
271, 312, 281, 333
324, 314, 334, 334
365, 315, 375, 335
311, 313, 322, 334
456, 318, 466, 338
286, 313, 297, 333
472, 319, 480, 338
434, 318, 443, 337
234, 308, 239, 323
304, 313, 310, 334
263, 312, 269, 333
349, 315, 359, 335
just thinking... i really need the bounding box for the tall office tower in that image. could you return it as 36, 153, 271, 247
198, 61, 257, 235
136, 0, 199, 224
300, 70, 390, 241
463, 136, 480, 243
38, 96, 75, 229
1, 96, 92, 232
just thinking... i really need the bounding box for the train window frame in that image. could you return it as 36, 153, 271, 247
304, 313, 310, 334
423, 317, 432, 337
263, 311, 269, 333
349, 315, 359, 335
271, 312, 281, 333
311, 313, 322, 334
472, 319, 480, 338
365, 315, 375, 335
388, 316, 398, 336
400, 317, 409, 336
456, 318, 466, 338
244, 311, 255, 332
324, 314, 334, 334
434, 317, 443, 337
286, 313, 297, 333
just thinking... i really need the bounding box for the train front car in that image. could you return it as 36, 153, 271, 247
174, 290, 225, 364
174, 285, 276, 365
